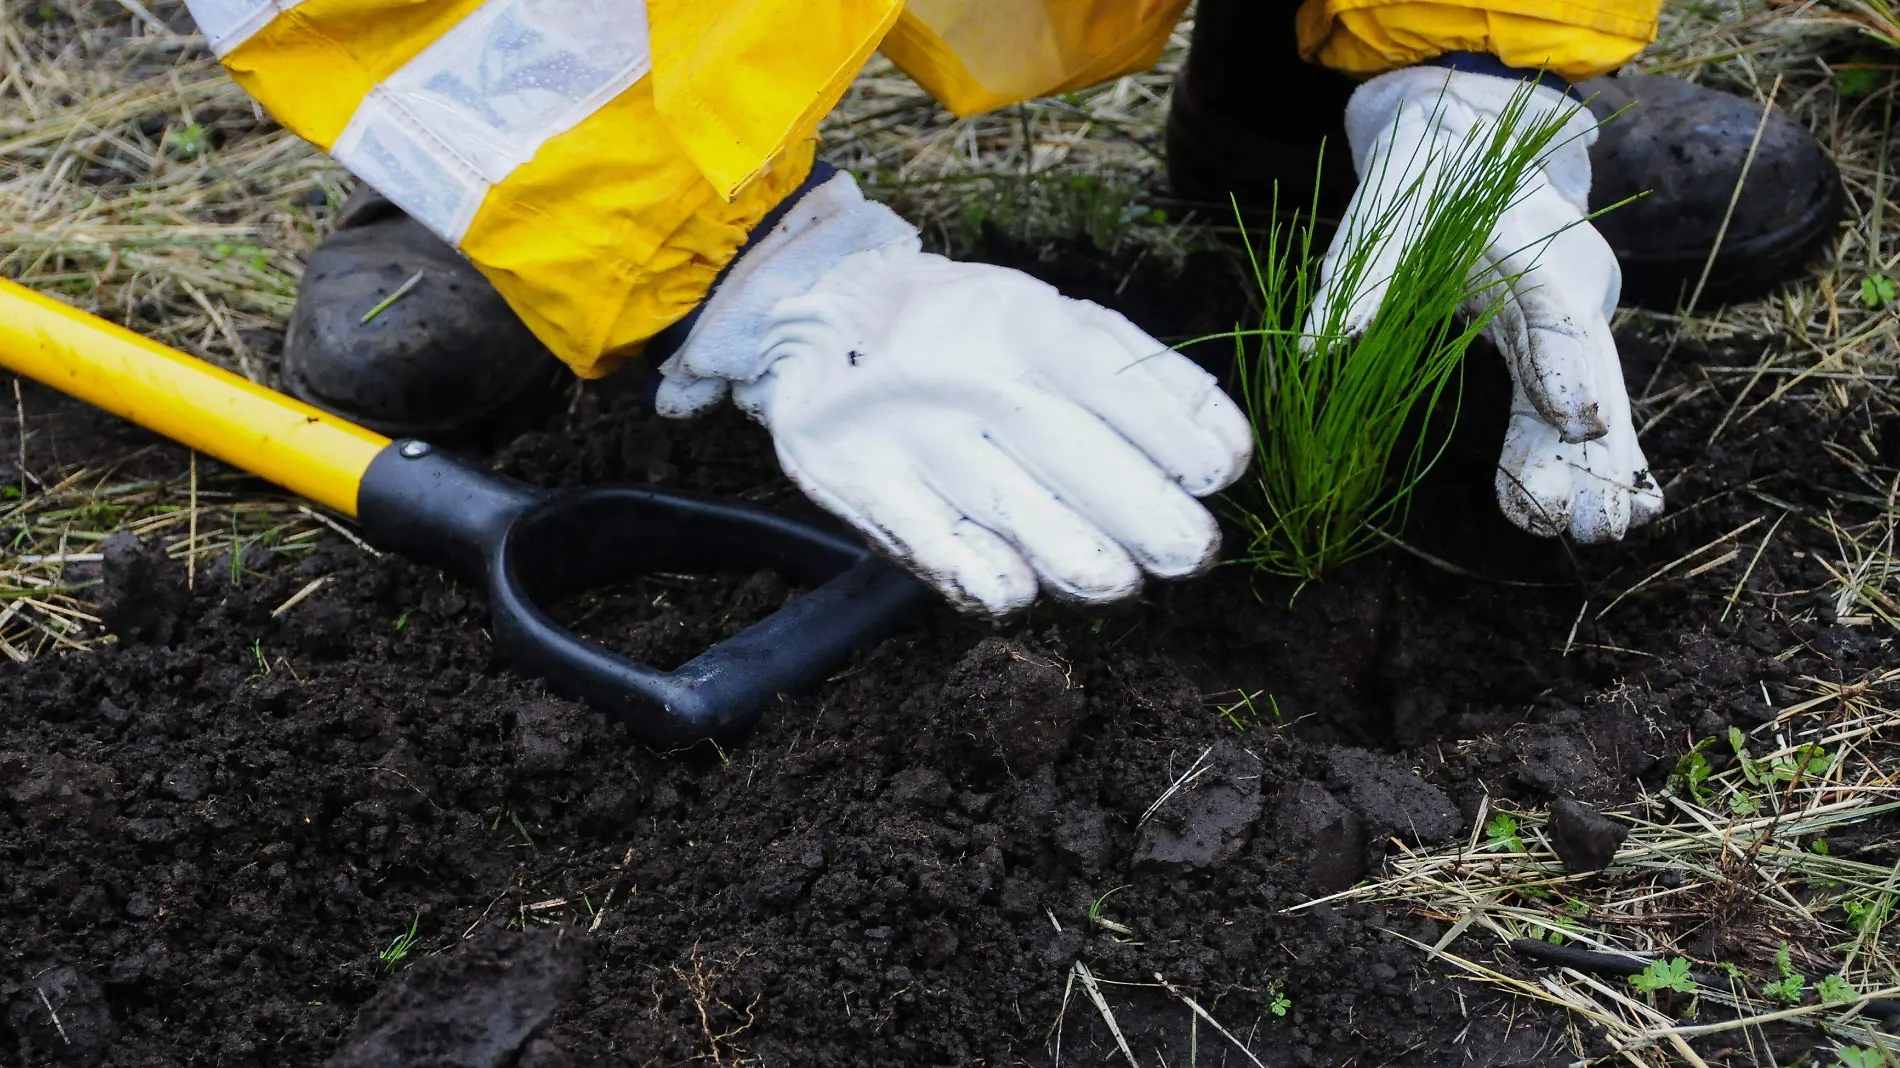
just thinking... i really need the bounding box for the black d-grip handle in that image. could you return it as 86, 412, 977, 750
355, 441, 934, 748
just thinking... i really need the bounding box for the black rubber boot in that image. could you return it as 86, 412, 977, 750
1581, 74, 1843, 309
1166, 0, 1843, 305
283, 187, 568, 441
1165, 0, 1361, 217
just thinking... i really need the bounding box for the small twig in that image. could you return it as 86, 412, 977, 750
1073, 962, 1139, 1068
35, 986, 68, 1045
13, 375, 28, 499
360, 269, 425, 325
1723, 511, 1788, 622
109, 0, 170, 34
1151, 972, 1270, 1068
589, 885, 615, 933
297, 505, 382, 556
270, 575, 327, 617
1561, 600, 1588, 657
186, 450, 197, 591
1683, 74, 1781, 315
1597, 516, 1764, 619
1140, 746, 1212, 827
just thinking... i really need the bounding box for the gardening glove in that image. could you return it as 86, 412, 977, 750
1311, 67, 1664, 543
655, 169, 1253, 617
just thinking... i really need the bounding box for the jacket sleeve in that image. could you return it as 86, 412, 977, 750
1294, 0, 1661, 81
193, 0, 893, 378
880, 0, 1192, 117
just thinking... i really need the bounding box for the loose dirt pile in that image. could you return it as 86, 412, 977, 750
3, 243, 1893, 1066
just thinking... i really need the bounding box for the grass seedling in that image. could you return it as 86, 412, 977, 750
379, 913, 420, 971
1227, 80, 1591, 580
1087, 885, 1135, 936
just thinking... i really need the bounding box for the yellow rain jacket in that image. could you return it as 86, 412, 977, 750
190, 0, 1659, 378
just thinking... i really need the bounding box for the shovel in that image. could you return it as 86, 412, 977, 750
0, 278, 933, 747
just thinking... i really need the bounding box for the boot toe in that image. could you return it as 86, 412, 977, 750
283, 215, 564, 440
1582, 73, 1842, 309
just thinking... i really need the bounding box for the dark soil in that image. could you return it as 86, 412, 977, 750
3, 239, 1896, 1067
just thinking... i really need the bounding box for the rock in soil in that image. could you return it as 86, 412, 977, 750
7, 964, 115, 1066
0, 752, 118, 833
327, 928, 584, 1068
1270, 781, 1369, 895
1326, 745, 1463, 859
1134, 740, 1264, 871
932, 635, 1087, 779
94, 532, 187, 645
1547, 798, 1629, 874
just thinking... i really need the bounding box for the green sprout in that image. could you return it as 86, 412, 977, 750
1762, 943, 1806, 1003
1838, 65, 1884, 99
1836, 1047, 1885, 1068
1087, 885, 1136, 937
1270, 993, 1292, 1017
1844, 897, 1889, 933
1226, 80, 1591, 579
1484, 811, 1525, 853
164, 122, 211, 158
1819, 973, 1859, 1006
379, 914, 421, 971
1862, 274, 1896, 308
1629, 957, 1696, 994
1770, 744, 1834, 785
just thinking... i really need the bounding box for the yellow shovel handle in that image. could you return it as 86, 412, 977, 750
0, 277, 387, 517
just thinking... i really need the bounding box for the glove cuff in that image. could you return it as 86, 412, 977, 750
655, 168, 919, 416
1419, 52, 1585, 103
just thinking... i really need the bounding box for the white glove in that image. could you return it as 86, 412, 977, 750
656, 172, 1252, 616
1312, 68, 1664, 542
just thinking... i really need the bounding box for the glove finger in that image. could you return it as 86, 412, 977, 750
1565, 440, 1632, 544
1478, 204, 1618, 443
924, 436, 1144, 603
777, 443, 1039, 617
654, 374, 728, 419
1495, 406, 1577, 538
1049, 303, 1253, 496
985, 399, 1223, 579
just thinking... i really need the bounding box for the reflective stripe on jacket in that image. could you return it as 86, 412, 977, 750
189, 0, 1658, 376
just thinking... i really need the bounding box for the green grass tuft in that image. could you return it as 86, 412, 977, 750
1226, 79, 1591, 582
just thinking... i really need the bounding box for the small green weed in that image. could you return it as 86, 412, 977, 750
1838, 64, 1884, 99
379, 914, 420, 971
1818, 972, 1859, 1005
1216, 689, 1279, 732
1762, 943, 1806, 1003
1484, 811, 1525, 853
1862, 274, 1896, 308
164, 122, 211, 158
1844, 897, 1890, 933
1835, 1047, 1886, 1068
1629, 957, 1696, 994
1270, 992, 1292, 1016
1670, 737, 1719, 802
